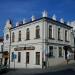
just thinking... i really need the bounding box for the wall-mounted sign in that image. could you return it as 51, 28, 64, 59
14, 46, 35, 51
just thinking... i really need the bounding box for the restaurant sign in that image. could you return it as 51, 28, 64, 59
14, 46, 35, 51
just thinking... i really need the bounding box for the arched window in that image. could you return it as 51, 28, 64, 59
26, 28, 30, 40
12, 32, 15, 42
6, 34, 9, 40
18, 31, 21, 41
36, 26, 40, 39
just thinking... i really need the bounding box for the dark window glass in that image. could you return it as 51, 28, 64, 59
6, 34, 9, 40
49, 26, 52, 39
26, 28, 30, 40
65, 30, 67, 41
58, 28, 61, 40
36, 52, 40, 65
18, 31, 21, 41
26, 52, 29, 64
49, 46, 53, 57
36, 26, 40, 39
18, 52, 21, 62
59, 47, 62, 57
12, 32, 15, 42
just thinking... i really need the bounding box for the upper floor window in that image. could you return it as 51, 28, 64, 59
49, 25, 52, 39
12, 32, 15, 42
26, 28, 30, 40
18, 31, 21, 41
58, 28, 61, 40
36, 26, 40, 39
65, 30, 68, 41
6, 34, 9, 40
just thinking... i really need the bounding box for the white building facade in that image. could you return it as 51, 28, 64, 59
3, 11, 74, 68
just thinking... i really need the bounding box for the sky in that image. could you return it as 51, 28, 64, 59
0, 0, 75, 36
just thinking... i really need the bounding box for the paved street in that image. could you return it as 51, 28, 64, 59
1, 63, 75, 75
1, 68, 75, 75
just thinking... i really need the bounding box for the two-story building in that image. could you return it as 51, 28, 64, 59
3, 11, 74, 68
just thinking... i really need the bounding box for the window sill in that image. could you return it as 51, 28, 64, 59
34, 37, 40, 39
49, 38, 55, 40
58, 39, 63, 41
65, 40, 69, 42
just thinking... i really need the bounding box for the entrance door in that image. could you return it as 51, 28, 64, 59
26, 52, 29, 68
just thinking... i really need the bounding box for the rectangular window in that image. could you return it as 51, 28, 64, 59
36, 26, 40, 39
12, 32, 15, 42
36, 52, 40, 65
26, 52, 29, 64
58, 47, 62, 57
49, 46, 53, 57
18, 31, 21, 41
18, 52, 21, 62
58, 28, 61, 40
49, 25, 52, 39
65, 30, 68, 41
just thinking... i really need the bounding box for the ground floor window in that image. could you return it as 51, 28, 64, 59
26, 52, 30, 64
18, 52, 21, 62
36, 52, 40, 65
58, 47, 63, 57
49, 46, 53, 57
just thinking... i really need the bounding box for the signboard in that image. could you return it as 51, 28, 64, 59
12, 53, 17, 60
14, 46, 35, 51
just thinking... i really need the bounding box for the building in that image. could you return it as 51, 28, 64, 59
2, 11, 74, 68
0, 37, 3, 64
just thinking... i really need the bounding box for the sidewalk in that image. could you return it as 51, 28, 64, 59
2, 60, 75, 75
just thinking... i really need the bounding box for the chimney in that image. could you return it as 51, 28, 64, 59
16, 22, 19, 26
23, 19, 26, 24
60, 18, 64, 23
52, 14, 56, 20
42, 10, 48, 17
31, 15, 35, 21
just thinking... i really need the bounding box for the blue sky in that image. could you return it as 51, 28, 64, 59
0, 0, 75, 36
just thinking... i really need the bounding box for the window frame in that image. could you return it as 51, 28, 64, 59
18, 52, 21, 62
18, 31, 21, 41
35, 25, 40, 39
36, 52, 40, 65
26, 28, 30, 40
